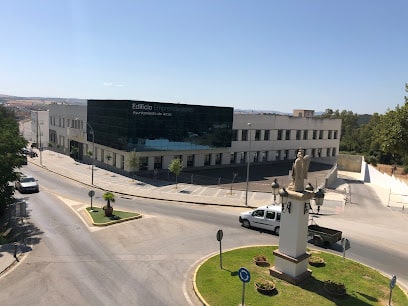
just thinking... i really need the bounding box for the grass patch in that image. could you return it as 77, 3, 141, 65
195, 246, 408, 305
85, 207, 141, 225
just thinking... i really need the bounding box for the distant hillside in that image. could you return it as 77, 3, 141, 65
0, 94, 86, 105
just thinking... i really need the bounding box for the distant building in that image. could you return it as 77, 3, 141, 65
293, 109, 314, 118
31, 110, 49, 148
45, 100, 341, 173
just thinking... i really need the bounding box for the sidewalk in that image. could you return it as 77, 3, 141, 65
1, 150, 349, 278
29, 150, 348, 210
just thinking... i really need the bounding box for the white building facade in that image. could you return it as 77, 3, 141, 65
31, 110, 49, 149
46, 102, 341, 173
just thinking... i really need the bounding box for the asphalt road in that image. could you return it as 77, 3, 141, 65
1, 163, 407, 305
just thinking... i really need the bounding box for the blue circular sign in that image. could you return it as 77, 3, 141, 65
238, 267, 251, 283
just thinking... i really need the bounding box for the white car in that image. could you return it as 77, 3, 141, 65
239, 205, 281, 235
15, 175, 39, 193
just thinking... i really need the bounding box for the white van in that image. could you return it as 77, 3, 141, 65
239, 205, 281, 235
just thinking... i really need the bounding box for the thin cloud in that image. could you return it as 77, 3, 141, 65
103, 82, 125, 88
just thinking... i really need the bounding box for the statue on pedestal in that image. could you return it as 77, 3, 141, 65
288, 149, 311, 192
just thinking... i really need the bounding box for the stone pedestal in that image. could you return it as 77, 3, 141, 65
270, 190, 314, 284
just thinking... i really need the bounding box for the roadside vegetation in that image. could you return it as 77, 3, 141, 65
195, 246, 408, 306
321, 83, 408, 172
85, 207, 141, 225
0, 105, 27, 218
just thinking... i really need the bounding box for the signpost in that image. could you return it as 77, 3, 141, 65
88, 190, 95, 211
238, 267, 250, 306
216, 229, 223, 269
389, 275, 397, 306
341, 238, 350, 261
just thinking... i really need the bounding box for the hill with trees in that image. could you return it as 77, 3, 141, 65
319, 83, 408, 172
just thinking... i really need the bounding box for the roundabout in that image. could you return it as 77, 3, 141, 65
193, 246, 408, 306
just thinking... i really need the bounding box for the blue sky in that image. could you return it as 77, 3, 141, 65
1, 1, 407, 114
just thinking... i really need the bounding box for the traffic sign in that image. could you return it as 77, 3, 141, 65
88, 190, 95, 197
216, 229, 223, 241
341, 238, 351, 250
238, 267, 251, 283
390, 275, 397, 289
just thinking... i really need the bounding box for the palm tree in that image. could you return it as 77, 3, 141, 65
102, 191, 115, 216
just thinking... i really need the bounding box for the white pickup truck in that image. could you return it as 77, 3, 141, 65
239, 205, 281, 235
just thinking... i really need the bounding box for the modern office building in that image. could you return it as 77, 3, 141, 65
47, 100, 341, 174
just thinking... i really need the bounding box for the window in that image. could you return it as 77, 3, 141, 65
264, 130, 270, 141
319, 130, 323, 139
204, 154, 211, 166
296, 130, 301, 140
326, 148, 330, 156
303, 130, 308, 140
277, 129, 283, 140
333, 131, 338, 139
215, 153, 222, 165
254, 151, 259, 162
266, 211, 275, 220
332, 148, 336, 156
120, 155, 124, 169
139, 156, 148, 171
313, 130, 317, 139
242, 130, 248, 141
255, 130, 261, 141
276, 213, 281, 221
252, 210, 264, 217
187, 155, 194, 167
328, 130, 332, 139
285, 130, 290, 140
230, 152, 236, 163
154, 156, 163, 169
232, 130, 238, 141
262, 151, 267, 161
240, 152, 245, 163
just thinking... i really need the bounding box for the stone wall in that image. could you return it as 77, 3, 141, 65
337, 154, 362, 172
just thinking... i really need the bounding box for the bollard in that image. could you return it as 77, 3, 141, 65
14, 243, 19, 262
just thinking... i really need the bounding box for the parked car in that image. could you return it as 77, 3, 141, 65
21, 148, 31, 155
17, 153, 28, 165
15, 175, 39, 193
239, 205, 282, 235
21, 147, 38, 158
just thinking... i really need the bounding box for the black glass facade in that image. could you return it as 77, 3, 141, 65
87, 100, 233, 152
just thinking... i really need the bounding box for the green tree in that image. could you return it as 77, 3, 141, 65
102, 191, 115, 217
102, 191, 115, 208
168, 158, 183, 189
0, 106, 27, 216
127, 150, 139, 180
376, 103, 408, 160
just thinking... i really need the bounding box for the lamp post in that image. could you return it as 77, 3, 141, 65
271, 178, 280, 204
86, 123, 95, 185
314, 188, 325, 214
245, 123, 252, 206
37, 112, 43, 166
279, 187, 290, 213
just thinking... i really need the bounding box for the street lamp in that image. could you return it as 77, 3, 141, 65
37, 112, 43, 166
271, 178, 280, 204
279, 187, 291, 213
245, 122, 252, 206
86, 123, 95, 185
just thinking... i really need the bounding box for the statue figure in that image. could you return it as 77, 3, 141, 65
288, 149, 311, 192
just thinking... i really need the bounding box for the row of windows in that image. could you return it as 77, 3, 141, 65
50, 116, 84, 130
135, 147, 338, 171
234, 129, 338, 141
